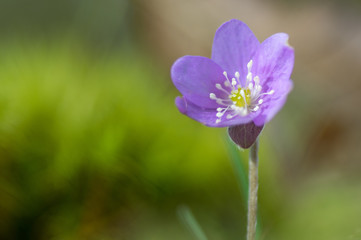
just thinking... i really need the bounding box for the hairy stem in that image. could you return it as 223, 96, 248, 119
247, 139, 259, 240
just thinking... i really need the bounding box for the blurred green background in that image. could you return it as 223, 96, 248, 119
1, 0, 361, 239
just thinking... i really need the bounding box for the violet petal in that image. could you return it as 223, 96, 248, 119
171, 56, 227, 109
212, 19, 260, 86
175, 96, 255, 128
253, 33, 294, 88
253, 80, 293, 126
252, 33, 294, 126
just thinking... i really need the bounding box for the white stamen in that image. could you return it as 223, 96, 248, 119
216, 99, 231, 106
240, 89, 246, 100
259, 89, 274, 97
235, 71, 240, 83
247, 60, 253, 71
215, 83, 232, 95
215, 105, 231, 123
252, 84, 262, 99
209, 69, 270, 120
247, 72, 252, 83
231, 78, 237, 86
223, 71, 232, 87
226, 114, 234, 119
240, 108, 248, 116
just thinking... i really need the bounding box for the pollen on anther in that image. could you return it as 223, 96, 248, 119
247, 72, 252, 81
247, 60, 253, 70
231, 78, 237, 86
209, 93, 216, 99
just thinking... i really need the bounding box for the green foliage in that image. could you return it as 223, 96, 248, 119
0, 38, 237, 239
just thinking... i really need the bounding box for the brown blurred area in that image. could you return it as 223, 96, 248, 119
136, 0, 361, 175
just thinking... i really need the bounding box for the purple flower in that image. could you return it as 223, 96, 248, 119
171, 19, 294, 148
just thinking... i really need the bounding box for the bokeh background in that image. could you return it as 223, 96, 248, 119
0, 0, 361, 239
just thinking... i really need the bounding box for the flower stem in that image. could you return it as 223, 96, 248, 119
247, 139, 259, 240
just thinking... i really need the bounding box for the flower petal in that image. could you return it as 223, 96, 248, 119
252, 33, 294, 125
176, 96, 256, 128
253, 33, 294, 88
211, 19, 260, 86
253, 79, 293, 126
175, 96, 218, 125
171, 56, 227, 108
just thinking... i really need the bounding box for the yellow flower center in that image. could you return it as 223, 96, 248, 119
229, 88, 251, 108
209, 63, 275, 124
